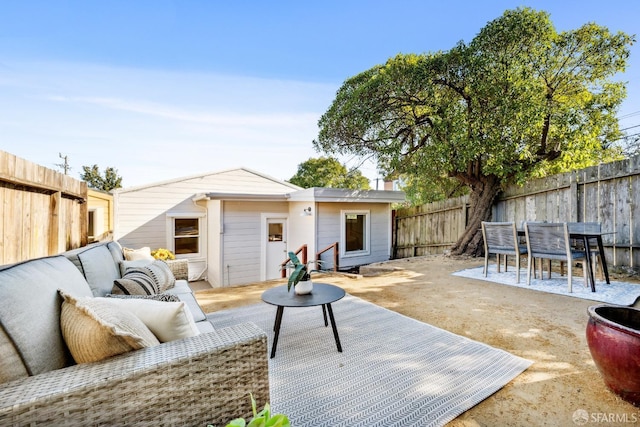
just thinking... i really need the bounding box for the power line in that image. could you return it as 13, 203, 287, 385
620, 124, 640, 132
618, 110, 640, 120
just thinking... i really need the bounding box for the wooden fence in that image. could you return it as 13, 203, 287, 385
0, 151, 88, 265
394, 195, 469, 258
393, 155, 640, 271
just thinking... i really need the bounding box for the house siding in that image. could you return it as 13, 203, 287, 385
114, 168, 298, 282
317, 202, 392, 269
221, 201, 289, 286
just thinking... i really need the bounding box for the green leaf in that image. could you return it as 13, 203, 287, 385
249, 396, 256, 417
246, 418, 266, 427
225, 419, 246, 427
265, 414, 291, 427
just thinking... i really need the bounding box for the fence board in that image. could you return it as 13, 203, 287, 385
0, 150, 87, 265
393, 155, 640, 272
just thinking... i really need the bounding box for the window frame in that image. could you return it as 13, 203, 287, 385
166, 213, 204, 258
340, 209, 371, 258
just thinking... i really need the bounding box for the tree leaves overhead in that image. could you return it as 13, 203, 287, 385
314, 7, 634, 254
316, 7, 632, 184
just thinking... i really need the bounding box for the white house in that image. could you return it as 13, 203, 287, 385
113, 168, 405, 287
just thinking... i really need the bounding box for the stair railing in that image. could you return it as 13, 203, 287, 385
280, 244, 308, 278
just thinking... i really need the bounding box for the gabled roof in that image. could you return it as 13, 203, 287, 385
115, 167, 301, 193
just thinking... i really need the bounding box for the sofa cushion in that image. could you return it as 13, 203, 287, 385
112, 267, 160, 295
0, 256, 93, 378
74, 245, 121, 296
96, 298, 200, 343
106, 241, 125, 264
59, 291, 160, 364
164, 281, 207, 322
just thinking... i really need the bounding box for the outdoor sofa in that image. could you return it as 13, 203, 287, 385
0, 241, 269, 426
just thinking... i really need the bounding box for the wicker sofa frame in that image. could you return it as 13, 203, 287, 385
0, 243, 269, 426
1, 324, 268, 426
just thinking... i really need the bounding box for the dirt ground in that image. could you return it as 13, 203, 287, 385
194, 255, 640, 426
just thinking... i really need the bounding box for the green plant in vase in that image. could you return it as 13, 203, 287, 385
285, 251, 318, 294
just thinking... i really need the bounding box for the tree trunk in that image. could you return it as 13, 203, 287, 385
450, 175, 502, 257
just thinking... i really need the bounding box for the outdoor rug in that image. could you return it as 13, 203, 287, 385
453, 266, 640, 306
207, 294, 532, 427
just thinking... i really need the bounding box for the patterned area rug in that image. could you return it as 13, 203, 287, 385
207, 294, 532, 427
452, 266, 640, 306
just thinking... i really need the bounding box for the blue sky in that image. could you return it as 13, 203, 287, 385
1, 0, 638, 188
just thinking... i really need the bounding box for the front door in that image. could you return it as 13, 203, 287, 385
265, 217, 288, 280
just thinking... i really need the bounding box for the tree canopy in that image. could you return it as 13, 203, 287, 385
289, 157, 371, 189
80, 165, 123, 192
315, 7, 634, 255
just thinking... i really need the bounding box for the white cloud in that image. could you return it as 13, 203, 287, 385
1, 60, 380, 187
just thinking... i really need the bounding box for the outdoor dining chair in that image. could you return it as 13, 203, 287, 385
481, 221, 528, 283
524, 222, 589, 292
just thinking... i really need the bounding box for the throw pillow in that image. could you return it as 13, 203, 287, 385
146, 260, 176, 292
95, 298, 200, 343
123, 246, 154, 261
105, 293, 181, 302
112, 267, 160, 295
58, 290, 160, 364
119, 259, 153, 277
114, 261, 176, 295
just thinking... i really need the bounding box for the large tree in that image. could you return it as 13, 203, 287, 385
80, 165, 123, 192
289, 157, 371, 189
315, 7, 633, 256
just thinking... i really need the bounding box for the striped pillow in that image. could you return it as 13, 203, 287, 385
112, 267, 160, 295
146, 261, 176, 292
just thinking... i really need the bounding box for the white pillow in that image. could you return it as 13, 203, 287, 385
123, 247, 155, 261
96, 297, 200, 343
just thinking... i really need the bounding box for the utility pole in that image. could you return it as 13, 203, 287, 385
56, 153, 71, 175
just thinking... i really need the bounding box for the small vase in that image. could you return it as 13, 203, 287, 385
294, 280, 313, 295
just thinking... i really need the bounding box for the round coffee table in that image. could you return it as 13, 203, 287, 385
261, 283, 345, 358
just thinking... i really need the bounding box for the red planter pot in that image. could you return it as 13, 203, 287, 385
586, 304, 640, 406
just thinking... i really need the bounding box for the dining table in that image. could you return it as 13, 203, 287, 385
518, 223, 614, 292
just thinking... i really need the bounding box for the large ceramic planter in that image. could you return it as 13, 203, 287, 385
586, 304, 640, 406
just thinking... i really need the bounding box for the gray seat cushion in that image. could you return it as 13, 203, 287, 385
0, 256, 93, 378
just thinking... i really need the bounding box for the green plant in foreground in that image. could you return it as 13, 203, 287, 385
222, 394, 290, 427
284, 251, 321, 292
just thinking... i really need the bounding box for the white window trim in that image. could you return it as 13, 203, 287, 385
340, 209, 371, 258
166, 212, 206, 259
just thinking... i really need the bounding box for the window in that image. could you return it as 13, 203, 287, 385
268, 222, 283, 242
341, 210, 370, 256
88, 211, 95, 240
173, 218, 200, 255
88, 208, 104, 242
